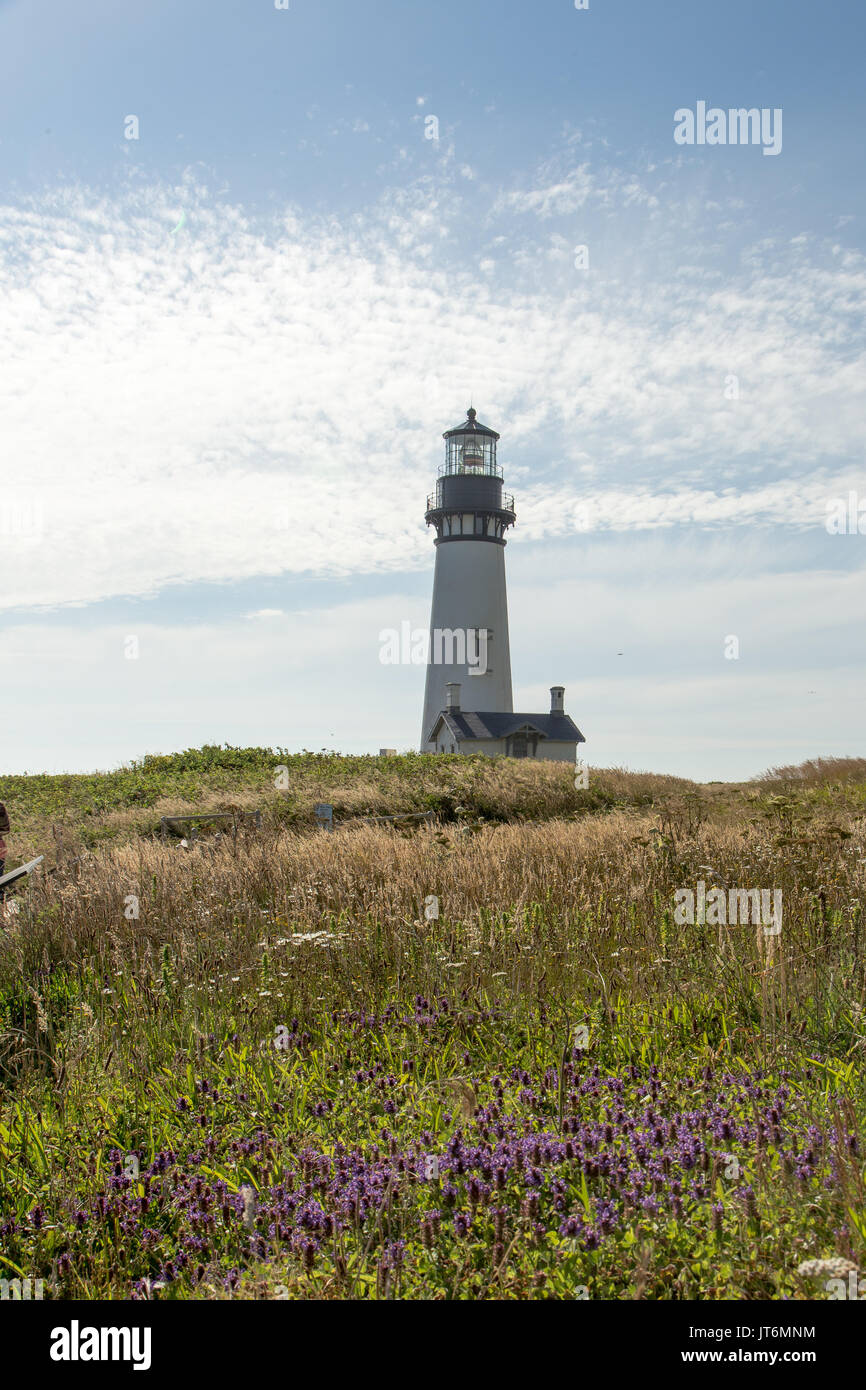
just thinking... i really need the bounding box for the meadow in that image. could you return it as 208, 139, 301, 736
0, 748, 864, 1300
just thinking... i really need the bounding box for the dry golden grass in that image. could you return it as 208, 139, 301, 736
6, 785, 864, 1063
757, 756, 866, 786
2, 756, 707, 870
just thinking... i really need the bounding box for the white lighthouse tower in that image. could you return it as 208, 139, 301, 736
420, 407, 585, 762
420, 408, 515, 749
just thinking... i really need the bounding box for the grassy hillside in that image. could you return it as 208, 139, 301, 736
1, 745, 700, 865
4, 744, 865, 866
0, 750, 864, 1300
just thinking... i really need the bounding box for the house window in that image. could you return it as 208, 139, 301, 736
512, 733, 527, 758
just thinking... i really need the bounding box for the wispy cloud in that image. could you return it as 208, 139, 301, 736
0, 162, 864, 613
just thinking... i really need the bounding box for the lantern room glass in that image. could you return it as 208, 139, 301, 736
443, 432, 499, 476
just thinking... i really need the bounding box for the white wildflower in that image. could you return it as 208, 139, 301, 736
797, 1257, 859, 1279
240, 1185, 257, 1232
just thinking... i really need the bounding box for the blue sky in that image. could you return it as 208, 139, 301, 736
1, 0, 864, 777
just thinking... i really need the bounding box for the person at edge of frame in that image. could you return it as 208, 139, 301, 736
0, 800, 9, 900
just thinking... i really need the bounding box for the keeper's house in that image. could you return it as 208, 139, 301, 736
427, 683, 584, 762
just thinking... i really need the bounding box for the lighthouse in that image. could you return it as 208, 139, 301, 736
420, 408, 585, 761
420, 408, 515, 748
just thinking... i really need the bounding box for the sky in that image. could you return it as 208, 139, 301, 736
0, 0, 864, 779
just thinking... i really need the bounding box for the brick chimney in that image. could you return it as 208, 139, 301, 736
550, 685, 565, 714
446, 682, 461, 712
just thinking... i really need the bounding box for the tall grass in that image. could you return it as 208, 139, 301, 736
0, 754, 864, 1299
1, 748, 698, 862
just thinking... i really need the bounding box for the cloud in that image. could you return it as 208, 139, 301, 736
3, 543, 863, 777
519, 474, 866, 541
494, 164, 597, 217
0, 163, 864, 613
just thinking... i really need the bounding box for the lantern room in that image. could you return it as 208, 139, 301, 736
442, 407, 500, 476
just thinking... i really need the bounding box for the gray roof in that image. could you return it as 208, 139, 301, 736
442, 406, 500, 441
428, 710, 584, 745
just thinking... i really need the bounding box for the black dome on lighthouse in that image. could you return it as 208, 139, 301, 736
443, 407, 500, 441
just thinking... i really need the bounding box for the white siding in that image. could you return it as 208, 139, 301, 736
420, 540, 513, 749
